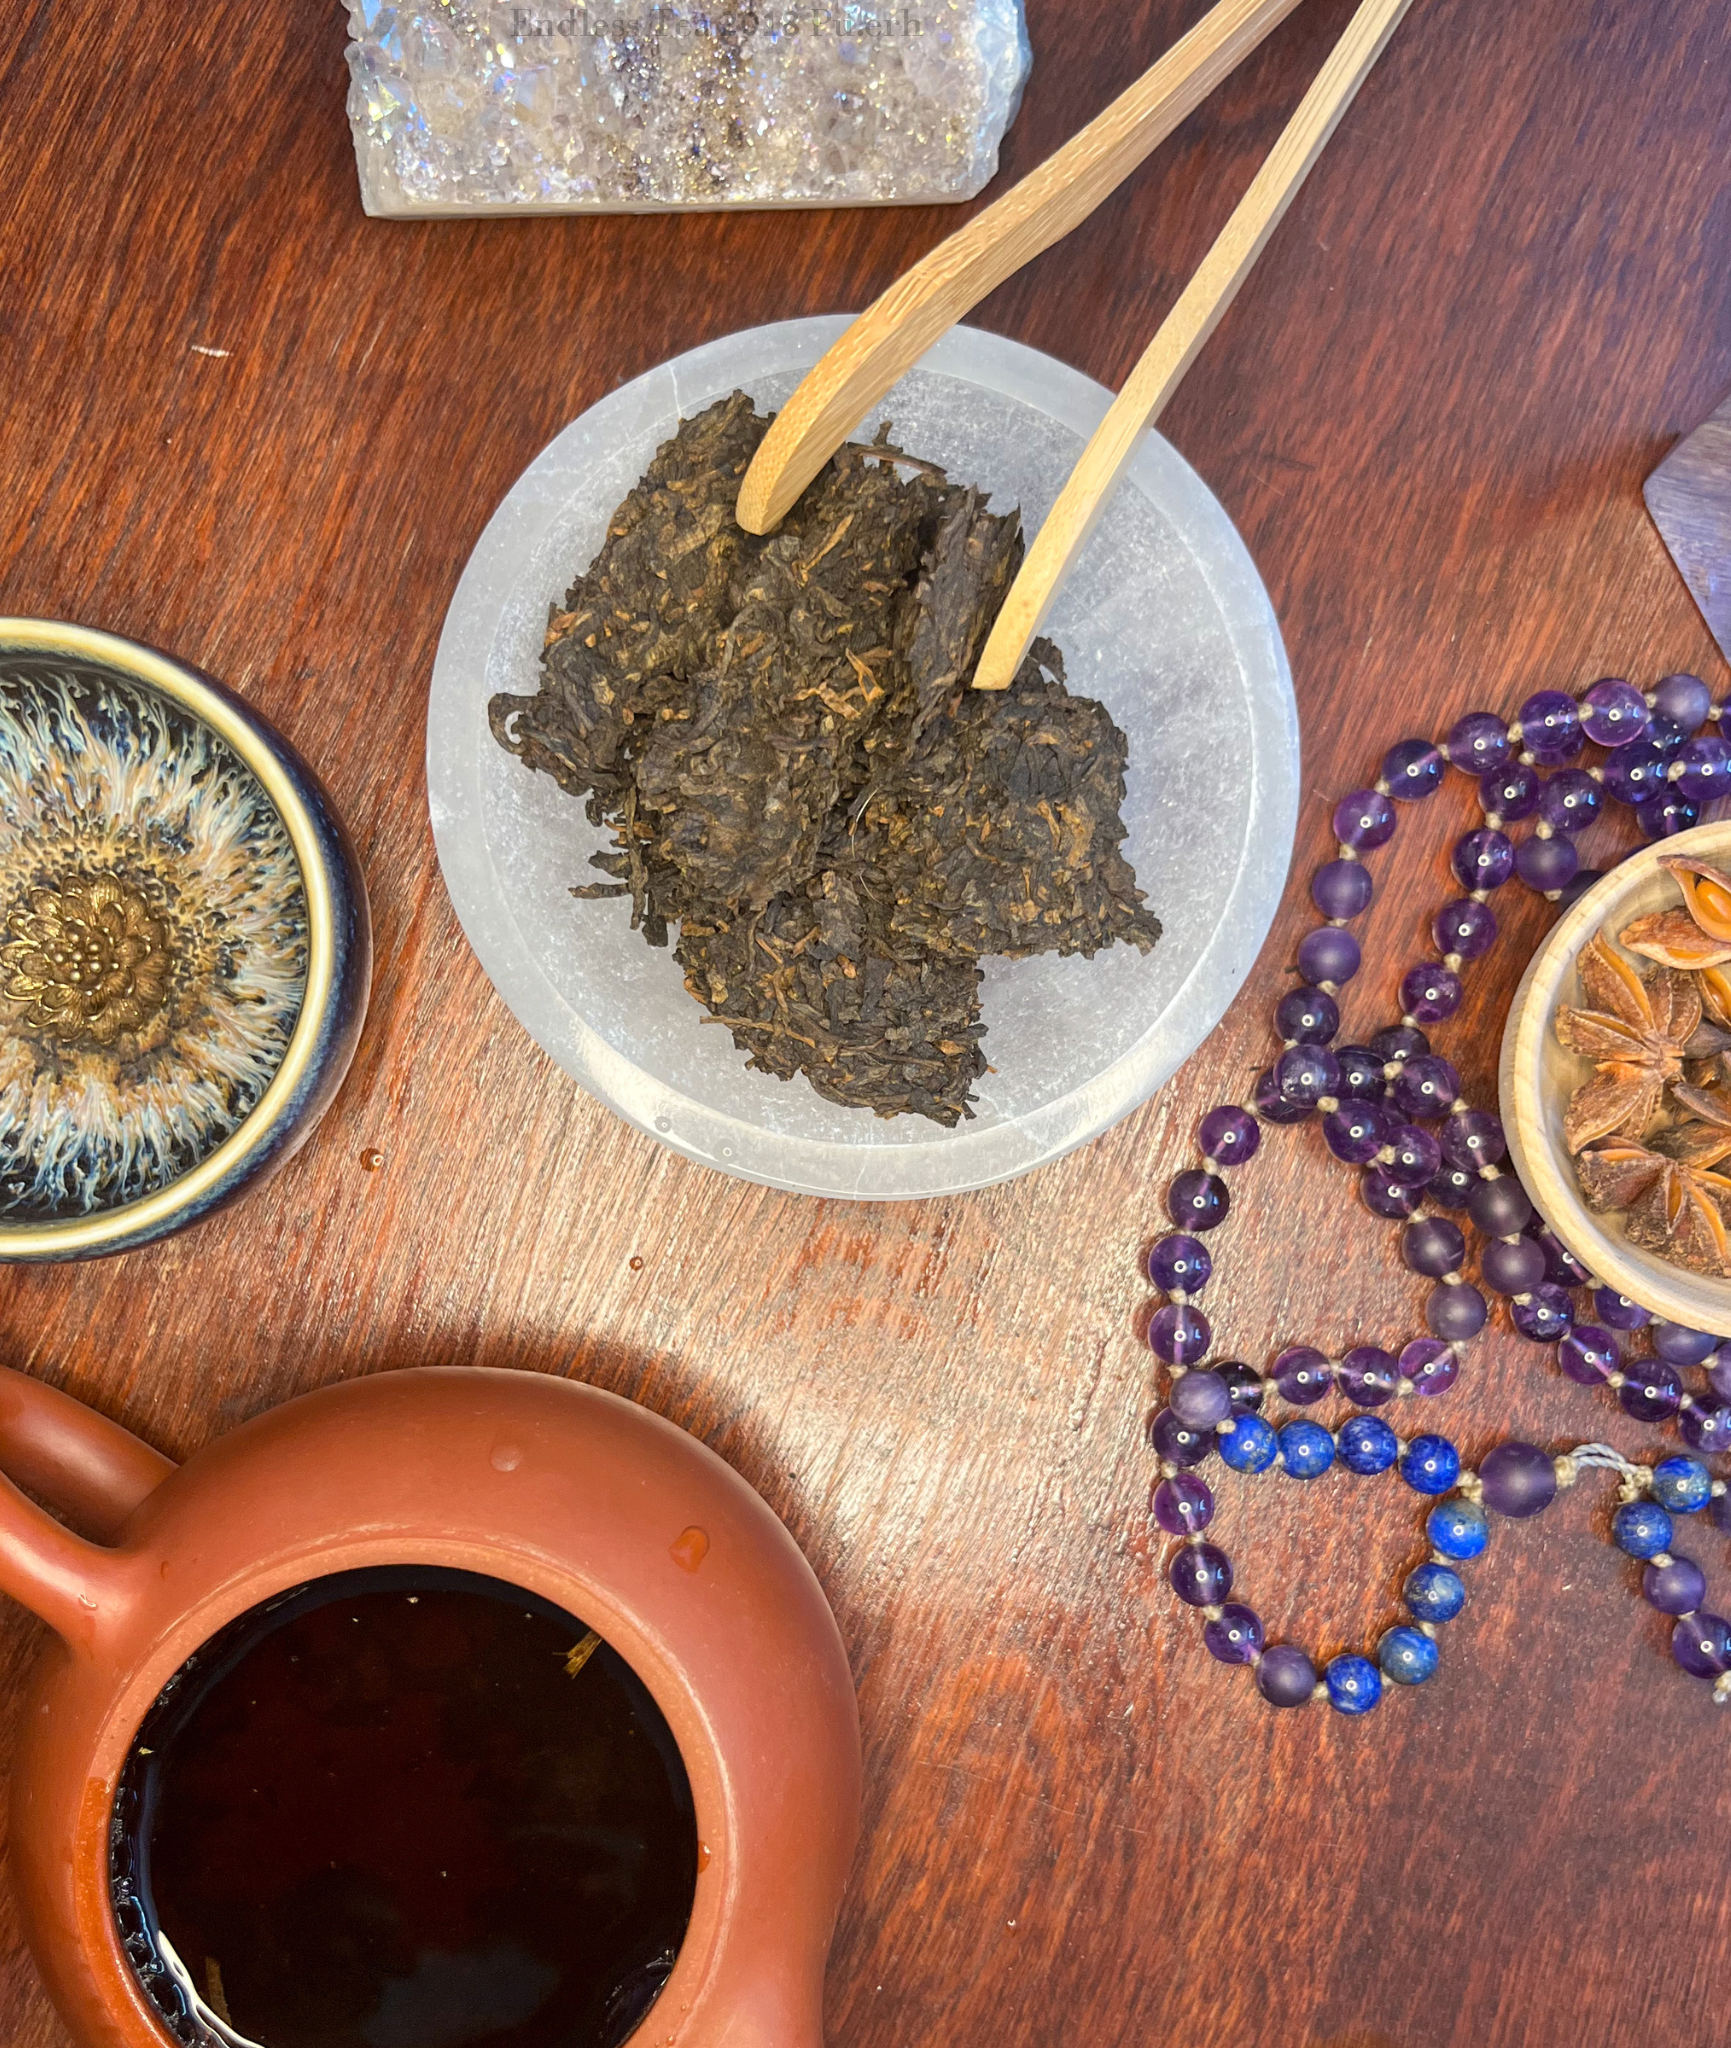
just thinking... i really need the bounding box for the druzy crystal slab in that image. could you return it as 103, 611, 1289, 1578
343, 0, 1032, 215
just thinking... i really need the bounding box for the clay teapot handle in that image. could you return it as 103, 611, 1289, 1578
0, 1367, 175, 1644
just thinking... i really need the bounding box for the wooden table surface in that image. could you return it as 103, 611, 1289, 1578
3, 0, 1730, 2042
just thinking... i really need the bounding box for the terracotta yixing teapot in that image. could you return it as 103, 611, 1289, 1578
0, 1363, 860, 2048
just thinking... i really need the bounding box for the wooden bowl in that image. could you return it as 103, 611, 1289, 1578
1499, 819, 1731, 1336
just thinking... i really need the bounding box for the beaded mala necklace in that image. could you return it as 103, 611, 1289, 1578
1145, 669, 1731, 1715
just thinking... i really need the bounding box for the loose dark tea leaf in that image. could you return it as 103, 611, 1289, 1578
491, 394, 1161, 1123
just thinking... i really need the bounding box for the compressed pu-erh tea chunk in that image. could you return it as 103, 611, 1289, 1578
490, 394, 1160, 1124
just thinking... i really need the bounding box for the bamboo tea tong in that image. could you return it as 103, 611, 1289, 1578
737, 0, 1415, 690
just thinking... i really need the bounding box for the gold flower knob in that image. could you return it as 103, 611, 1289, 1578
2, 874, 172, 1045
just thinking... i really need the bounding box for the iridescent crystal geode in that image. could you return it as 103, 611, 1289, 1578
343, 0, 1031, 214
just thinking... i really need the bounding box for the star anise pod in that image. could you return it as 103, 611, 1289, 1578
1575, 1125, 1731, 1276
1621, 855, 1731, 969
1553, 933, 1700, 1151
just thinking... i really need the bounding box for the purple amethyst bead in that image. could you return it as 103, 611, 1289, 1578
1619, 1356, 1684, 1423
1435, 898, 1498, 961
1150, 1303, 1211, 1365
1370, 1025, 1430, 1066
1199, 1104, 1260, 1168
1532, 1227, 1590, 1289
1253, 1067, 1313, 1125
1402, 1216, 1465, 1277
1649, 714, 1690, 757
1672, 1613, 1731, 1678
1594, 1288, 1650, 1330
1384, 737, 1445, 799
1169, 1542, 1232, 1608
1480, 761, 1541, 820
1335, 1045, 1384, 1101
1537, 768, 1603, 833
1324, 1101, 1393, 1165
1149, 1234, 1212, 1293
1312, 859, 1374, 920
1297, 927, 1362, 987
1466, 1176, 1532, 1236
1339, 1346, 1399, 1408
1445, 711, 1515, 774
1220, 1362, 1265, 1415
1511, 1284, 1575, 1344
1451, 827, 1515, 891
1645, 1555, 1707, 1617
1203, 1604, 1264, 1664
1427, 1282, 1487, 1340
1333, 787, 1396, 850
1169, 1170, 1229, 1232
1393, 1055, 1461, 1120
1481, 1235, 1547, 1296
1557, 1324, 1621, 1384
1440, 1109, 1505, 1170
1363, 1167, 1424, 1220
1275, 1043, 1341, 1109
1602, 739, 1668, 806
1151, 1471, 1215, 1536
1579, 677, 1649, 747
1169, 1367, 1231, 1428
1638, 790, 1702, 840
1680, 1395, 1731, 1456
1479, 1440, 1557, 1518
1558, 867, 1606, 911
1272, 1346, 1334, 1405
1709, 1347, 1731, 1400
1384, 1125, 1443, 1187
1519, 689, 1583, 762
1425, 1164, 1476, 1209
1274, 987, 1340, 1046
1715, 1493, 1731, 1537
1148, 1407, 1214, 1468
1675, 734, 1731, 801
1400, 1338, 1458, 1397
1652, 1323, 1719, 1367
1654, 671, 1712, 731
1257, 1643, 1317, 1708
1401, 963, 1462, 1023
1514, 834, 1579, 895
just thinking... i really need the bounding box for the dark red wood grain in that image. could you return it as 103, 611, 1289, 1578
2, 1, 1730, 2043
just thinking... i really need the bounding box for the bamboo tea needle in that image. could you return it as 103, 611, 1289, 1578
734, 0, 1310, 536
971, 0, 1415, 690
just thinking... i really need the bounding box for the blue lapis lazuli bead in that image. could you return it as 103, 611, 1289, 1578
1278, 1420, 1336, 1479
1378, 1625, 1440, 1686
1404, 1562, 1465, 1623
1400, 1434, 1461, 1495
1652, 1456, 1713, 1515
1325, 1653, 1383, 1714
1338, 1414, 1399, 1475
1427, 1497, 1488, 1560
1218, 1414, 1279, 1474
1612, 1500, 1673, 1559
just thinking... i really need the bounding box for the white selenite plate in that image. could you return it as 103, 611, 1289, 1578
427, 316, 1298, 1200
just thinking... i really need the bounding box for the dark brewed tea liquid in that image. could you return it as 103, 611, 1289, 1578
110, 1567, 697, 2048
